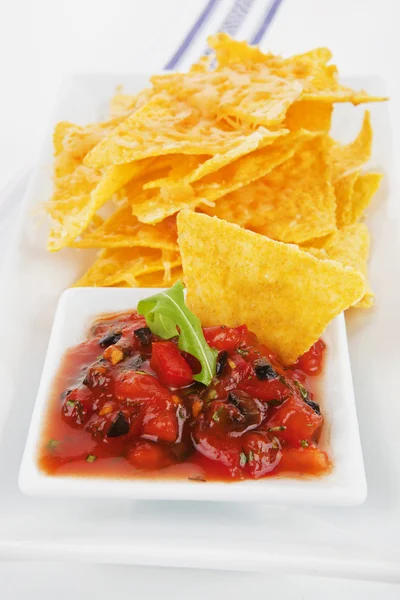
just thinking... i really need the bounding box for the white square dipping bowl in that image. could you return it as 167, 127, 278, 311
19, 287, 367, 506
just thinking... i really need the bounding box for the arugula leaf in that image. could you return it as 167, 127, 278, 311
137, 281, 218, 386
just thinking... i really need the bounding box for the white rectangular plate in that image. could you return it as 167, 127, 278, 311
19, 288, 366, 505
0, 73, 400, 581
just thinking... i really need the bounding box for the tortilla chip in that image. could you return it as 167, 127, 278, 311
203, 136, 336, 244
177, 210, 365, 364
350, 172, 383, 223
285, 100, 333, 132
335, 172, 359, 228
209, 34, 385, 105
47, 162, 140, 251
144, 127, 287, 189
109, 88, 151, 117
72, 204, 178, 250
74, 248, 181, 287
329, 111, 372, 180
304, 223, 372, 307
335, 171, 382, 228
84, 93, 272, 169
129, 130, 316, 224
151, 68, 303, 128
135, 266, 183, 288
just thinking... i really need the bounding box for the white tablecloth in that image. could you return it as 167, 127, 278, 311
1, 0, 399, 595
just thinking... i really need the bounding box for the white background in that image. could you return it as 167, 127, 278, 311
0, 0, 399, 596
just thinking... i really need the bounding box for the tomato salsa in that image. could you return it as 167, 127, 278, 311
38, 310, 329, 481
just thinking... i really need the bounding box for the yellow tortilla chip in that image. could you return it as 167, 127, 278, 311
47, 162, 140, 251
209, 34, 385, 105
135, 266, 183, 288
151, 58, 302, 128
305, 223, 372, 307
177, 210, 365, 364
72, 204, 178, 250
84, 94, 271, 169
350, 172, 383, 223
335, 171, 359, 228
74, 248, 182, 287
144, 127, 287, 190
329, 111, 372, 180
52, 115, 136, 180
128, 130, 316, 224
335, 171, 382, 228
203, 136, 336, 244
109, 88, 151, 117
285, 100, 333, 132
53, 122, 100, 179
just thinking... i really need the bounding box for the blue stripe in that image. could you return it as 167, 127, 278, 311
203, 0, 256, 56
250, 0, 284, 45
164, 0, 221, 70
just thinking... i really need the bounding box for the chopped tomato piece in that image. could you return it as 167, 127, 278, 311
292, 339, 325, 375
150, 341, 193, 388
114, 371, 171, 404
127, 441, 171, 470
142, 412, 178, 443
279, 447, 330, 474
242, 432, 282, 478
214, 353, 253, 395
238, 377, 288, 402
266, 396, 323, 446
203, 325, 256, 351
62, 386, 94, 428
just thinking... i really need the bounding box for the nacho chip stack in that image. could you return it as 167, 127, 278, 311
46, 33, 385, 306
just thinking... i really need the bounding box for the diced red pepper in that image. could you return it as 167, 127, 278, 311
292, 339, 325, 375
150, 341, 193, 388
266, 396, 323, 446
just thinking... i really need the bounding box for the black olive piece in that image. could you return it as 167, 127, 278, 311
134, 327, 152, 345
107, 412, 130, 437
99, 332, 122, 348
216, 351, 228, 375
83, 359, 109, 388
227, 390, 263, 428
253, 358, 278, 381
170, 442, 192, 462
122, 353, 143, 370
303, 398, 321, 415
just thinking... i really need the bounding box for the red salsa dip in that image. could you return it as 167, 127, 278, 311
38, 310, 329, 481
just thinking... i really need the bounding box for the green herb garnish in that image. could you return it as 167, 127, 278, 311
239, 452, 247, 467
212, 407, 224, 422
248, 450, 254, 462
86, 454, 96, 463
138, 281, 218, 385
268, 399, 283, 407
300, 440, 309, 448
66, 400, 76, 408
237, 347, 249, 357
268, 426, 286, 432
294, 380, 309, 401
47, 439, 59, 451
